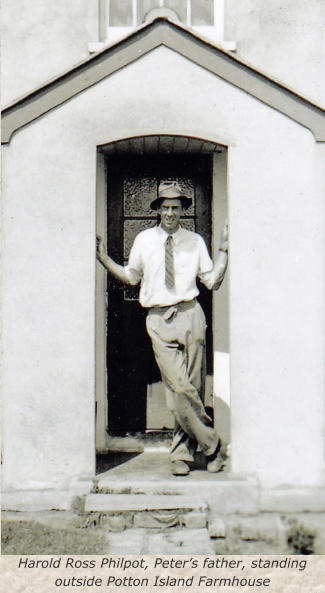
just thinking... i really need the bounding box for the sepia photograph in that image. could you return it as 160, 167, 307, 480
1, 0, 325, 580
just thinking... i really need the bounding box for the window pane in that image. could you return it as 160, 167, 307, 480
138, 0, 161, 24
164, 0, 187, 22
109, 0, 133, 26
191, 0, 213, 25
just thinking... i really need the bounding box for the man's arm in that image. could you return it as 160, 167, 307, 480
212, 220, 228, 288
96, 235, 131, 284
199, 221, 228, 290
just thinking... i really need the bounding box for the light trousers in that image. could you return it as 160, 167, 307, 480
146, 299, 218, 462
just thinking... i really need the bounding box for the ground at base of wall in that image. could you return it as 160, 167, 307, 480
2, 510, 325, 555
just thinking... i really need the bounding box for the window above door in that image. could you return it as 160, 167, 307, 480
108, 0, 213, 27
90, 0, 236, 52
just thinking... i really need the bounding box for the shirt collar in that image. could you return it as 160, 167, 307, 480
157, 224, 183, 245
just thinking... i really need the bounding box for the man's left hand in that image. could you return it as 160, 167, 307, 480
219, 220, 228, 252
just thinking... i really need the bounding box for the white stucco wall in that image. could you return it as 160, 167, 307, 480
2, 47, 325, 506
1, 0, 98, 105
229, 129, 325, 487
226, 0, 325, 107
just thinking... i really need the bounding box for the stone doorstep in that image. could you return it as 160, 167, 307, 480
94, 478, 259, 515
94, 450, 258, 514
85, 493, 207, 513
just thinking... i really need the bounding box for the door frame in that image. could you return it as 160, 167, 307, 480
95, 136, 229, 452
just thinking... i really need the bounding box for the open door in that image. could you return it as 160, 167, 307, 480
105, 154, 213, 435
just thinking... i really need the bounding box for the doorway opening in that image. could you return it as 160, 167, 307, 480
95, 135, 229, 471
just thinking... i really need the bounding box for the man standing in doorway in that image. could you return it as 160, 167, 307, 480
97, 181, 228, 476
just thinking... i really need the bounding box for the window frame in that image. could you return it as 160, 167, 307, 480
99, 0, 225, 42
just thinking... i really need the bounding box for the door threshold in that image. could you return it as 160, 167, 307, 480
100, 430, 173, 454
93, 451, 249, 515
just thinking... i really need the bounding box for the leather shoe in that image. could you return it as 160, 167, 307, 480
171, 460, 190, 476
206, 440, 226, 473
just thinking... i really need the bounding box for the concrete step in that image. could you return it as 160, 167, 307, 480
85, 493, 207, 512
93, 451, 258, 514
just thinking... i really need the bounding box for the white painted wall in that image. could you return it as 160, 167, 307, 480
1, 0, 98, 105
229, 132, 325, 487
2, 47, 325, 508
225, 0, 325, 107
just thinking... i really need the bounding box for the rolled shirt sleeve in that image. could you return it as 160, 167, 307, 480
124, 235, 142, 285
197, 236, 227, 290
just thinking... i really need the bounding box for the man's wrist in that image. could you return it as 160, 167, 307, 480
97, 251, 108, 267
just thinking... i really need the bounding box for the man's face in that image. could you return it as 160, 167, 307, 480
159, 198, 183, 234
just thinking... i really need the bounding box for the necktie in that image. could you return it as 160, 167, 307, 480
165, 235, 175, 289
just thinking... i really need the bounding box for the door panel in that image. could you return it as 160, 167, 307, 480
106, 155, 212, 434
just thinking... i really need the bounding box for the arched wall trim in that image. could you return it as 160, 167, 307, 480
98, 134, 227, 155
2, 18, 325, 144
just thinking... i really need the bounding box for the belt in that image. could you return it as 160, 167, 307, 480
148, 298, 197, 321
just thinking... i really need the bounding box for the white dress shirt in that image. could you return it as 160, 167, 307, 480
125, 225, 226, 308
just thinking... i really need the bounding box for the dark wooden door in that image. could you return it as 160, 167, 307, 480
106, 154, 212, 435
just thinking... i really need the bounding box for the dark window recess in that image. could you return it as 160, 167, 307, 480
191, 0, 214, 25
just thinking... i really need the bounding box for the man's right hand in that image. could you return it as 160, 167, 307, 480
96, 235, 130, 284
96, 234, 106, 260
